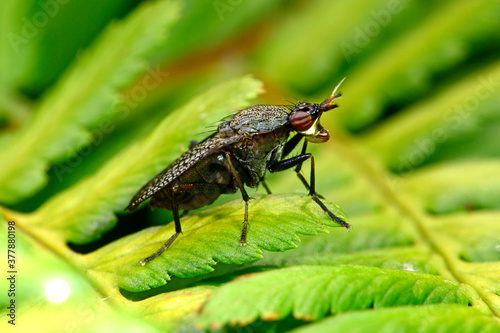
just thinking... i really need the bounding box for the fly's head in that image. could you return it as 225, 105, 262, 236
289, 78, 345, 143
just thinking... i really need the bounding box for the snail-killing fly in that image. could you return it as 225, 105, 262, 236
126, 79, 351, 265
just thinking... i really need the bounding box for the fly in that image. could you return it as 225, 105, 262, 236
126, 78, 351, 265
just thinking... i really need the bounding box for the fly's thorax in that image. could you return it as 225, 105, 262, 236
219, 105, 290, 136
215, 103, 291, 186
230, 128, 290, 187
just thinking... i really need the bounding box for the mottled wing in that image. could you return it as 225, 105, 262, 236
126, 135, 239, 211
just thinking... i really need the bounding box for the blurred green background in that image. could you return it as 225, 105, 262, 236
1, 0, 500, 332
2, 0, 499, 211
0, 0, 500, 211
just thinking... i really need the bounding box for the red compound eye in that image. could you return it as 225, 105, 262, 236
290, 111, 314, 131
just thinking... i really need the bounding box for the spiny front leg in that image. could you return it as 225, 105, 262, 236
269, 153, 351, 230
307, 155, 351, 230
224, 151, 251, 246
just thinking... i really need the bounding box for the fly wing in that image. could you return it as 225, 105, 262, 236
125, 134, 239, 211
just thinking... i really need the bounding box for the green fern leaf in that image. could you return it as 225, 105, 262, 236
0, 0, 180, 203
197, 265, 484, 328
84, 194, 348, 291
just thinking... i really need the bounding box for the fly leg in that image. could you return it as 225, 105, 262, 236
281, 135, 323, 198
224, 151, 251, 246
293, 140, 311, 192
291, 140, 326, 199
268, 152, 351, 230
140, 182, 235, 265
140, 184, 182, 265
260, 178, 272, 195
